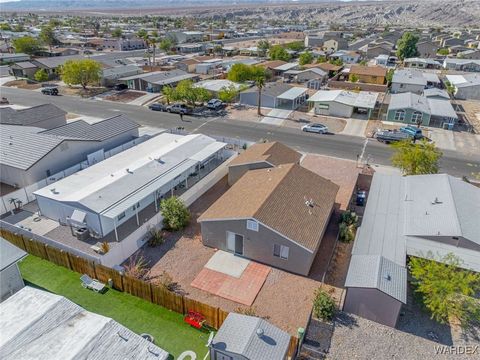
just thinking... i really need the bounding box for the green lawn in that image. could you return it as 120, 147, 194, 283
19, 255, 210, 359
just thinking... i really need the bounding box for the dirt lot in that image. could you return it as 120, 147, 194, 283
365, 119, 401, 138
60, 86, 108, 98
227, 36, 302, 49
103, 90, 145, 103
455, 100, 480, 133
4, 80, 41, 90
131, 177, 336, 335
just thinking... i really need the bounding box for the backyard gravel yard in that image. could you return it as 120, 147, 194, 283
134, 176, 329, 335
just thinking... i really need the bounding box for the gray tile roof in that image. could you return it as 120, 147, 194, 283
211, 313, 290, 360
0, 124, 65, 170
1, 115, 138, 170
0, 104, 67, 127
32, 55, 83, 69
40, 114, 139, 141
0, 238, 27, 271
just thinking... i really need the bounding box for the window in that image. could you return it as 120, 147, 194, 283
246, 219, 259, 232
117, 212, 126, 220
273, 244, 289, 260
132, 202, 140, 211
394, 110, 406, 121
411, 111, 423, 124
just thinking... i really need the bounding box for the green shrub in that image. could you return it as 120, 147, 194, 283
339, 222, 356, 243
148, 227, 166, 247
160, 196, 190, 231
313, 289, 336, 321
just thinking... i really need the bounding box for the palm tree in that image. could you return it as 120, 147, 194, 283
252, 67, 267, 116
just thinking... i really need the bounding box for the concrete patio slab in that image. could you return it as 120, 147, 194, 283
16, 214, 59, 236
204, 250, 250, 278
191, 262, 270, 306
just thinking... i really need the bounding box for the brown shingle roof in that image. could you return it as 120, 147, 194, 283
198, 163, 339, 251
350, 65, 387, 77
259, 60, 288, 69
229, 142, 302, 167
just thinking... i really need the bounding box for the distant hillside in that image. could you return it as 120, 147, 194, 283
1, 0, 479, 28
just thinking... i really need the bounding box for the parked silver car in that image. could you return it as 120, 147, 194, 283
301, 123, 328, 134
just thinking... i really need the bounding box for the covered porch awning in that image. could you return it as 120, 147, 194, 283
277, 87, 307, 101
101, 159, 197, 220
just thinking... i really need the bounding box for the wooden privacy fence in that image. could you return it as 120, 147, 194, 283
1, 228, 299, 357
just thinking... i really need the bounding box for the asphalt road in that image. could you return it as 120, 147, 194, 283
1, 86, 479, 178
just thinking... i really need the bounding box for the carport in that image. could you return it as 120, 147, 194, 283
276, 87, 308, 110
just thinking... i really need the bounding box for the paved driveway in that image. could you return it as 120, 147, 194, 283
340, 118, 368, 137
428, 128, 480, 155
261, 108, 292, 126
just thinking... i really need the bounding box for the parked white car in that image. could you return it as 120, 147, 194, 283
301, 123, 328, 134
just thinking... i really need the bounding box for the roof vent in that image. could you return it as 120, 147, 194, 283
126, 168, 133, 174
256, 328, 264, 338
431, 197, 442, 204
385, 274, 392, 281
50, 188, 59, 194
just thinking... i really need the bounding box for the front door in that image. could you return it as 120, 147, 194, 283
226, 231, 243, 256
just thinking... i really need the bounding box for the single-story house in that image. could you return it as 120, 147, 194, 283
283, 67, 328, 90
329, 50, 361, 64
36, 47, 80, 57
31, 55, 83, 79
391, 69, 441, 94
347, 65, 387, 85
0, 286, 169, 359
177, 43, 205, 54
194, 79, 242, 96
416, 40, 439, 58
308, 89, 379, 119
239, 83, 308, 110
344, 173, 480, 327
101, 64, 143, 87
304, 62, 343, 77
273, 62, 300, 75
0, 114, 139, 188
195, 58, 223, 75
0, 238, 27, 302
8, 61, 38, 78
209, 313, 291, 360
175, 58, 201, 73
456, 49, 480, 60
445, 73, 480, 100
404, 57, 442, 69
0, 53, 30, 64
34, 133, 227, 240
119, 69, 199, 92
198, 163, 339, 276
0, 104, 67, 129
443, 58, 480, 72
227, 141, 302, 185
387, 92, 458, 128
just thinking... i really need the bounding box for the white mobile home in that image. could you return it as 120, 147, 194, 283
34, 133, 226, 240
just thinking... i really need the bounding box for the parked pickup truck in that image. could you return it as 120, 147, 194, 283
400, 126, 423, 139
165, 103, 192, 115
374, 129, 411, 143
